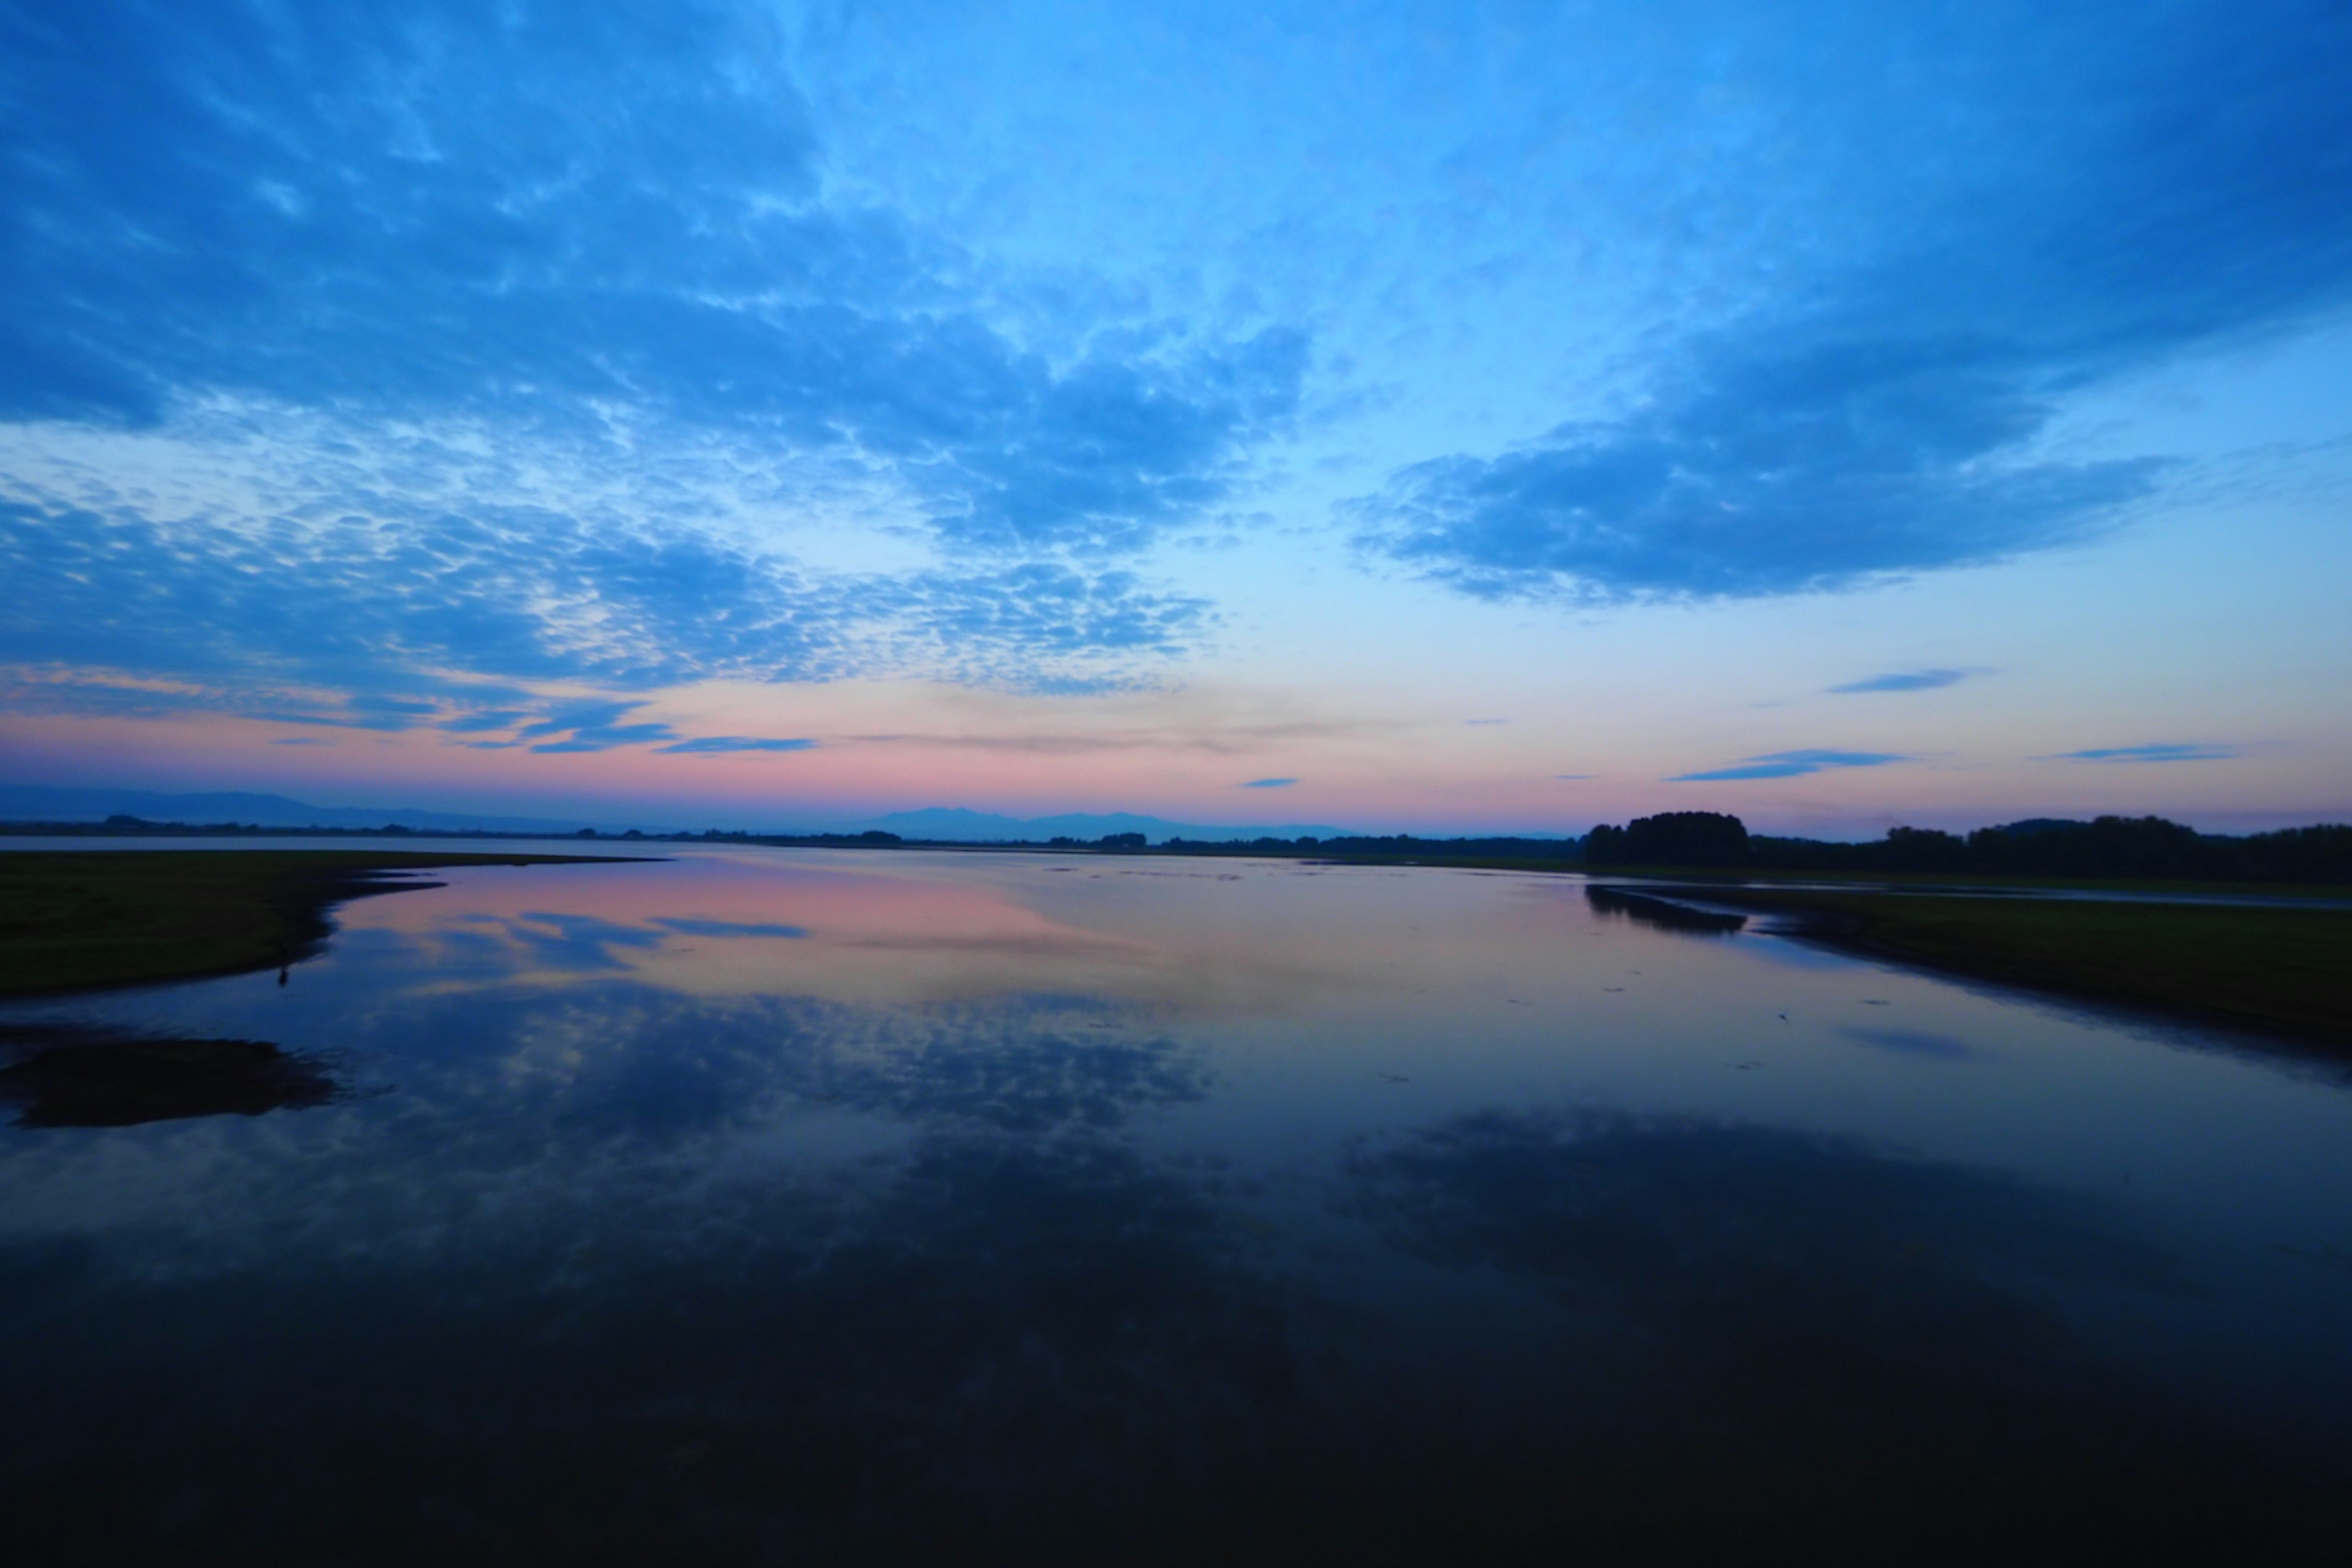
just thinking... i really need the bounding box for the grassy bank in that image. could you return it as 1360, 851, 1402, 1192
1572, 862, 2352, 899
1616, 883, 2352, 1049
0, 851, 625, 997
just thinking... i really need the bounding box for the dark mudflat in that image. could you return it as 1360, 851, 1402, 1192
0, 1028, 339, 1127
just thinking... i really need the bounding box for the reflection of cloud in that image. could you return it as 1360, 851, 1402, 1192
494, 911, 671, 971
1843, 1025, 1980, 1060
652, 918, 809, 940
1343, 1108, 2174, 1414
0, 1106, 1287, 1559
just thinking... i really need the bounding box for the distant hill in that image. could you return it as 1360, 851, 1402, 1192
0, 785, 601, 835
854, 807, 1355, 844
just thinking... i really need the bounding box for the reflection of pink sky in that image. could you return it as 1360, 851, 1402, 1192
339, 852, 1360, 1009
322, 851, 1927, 1066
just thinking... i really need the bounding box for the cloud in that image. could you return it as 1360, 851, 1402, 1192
1352, 4, 2352, 600
1464, 717, 1509, 726
511, 698, 676, 754
440, 710, 530, 735
1828, 669, 1972, 695
529, 728, 675, 755
0, 497, 1217, 726
656, 736, 818, 755
1668, 750, 1906, 782
0, 1, 1302, 560
1553, 774, 1596, 780
1240, 777, 1296, 788
2043, 744, 2239, 764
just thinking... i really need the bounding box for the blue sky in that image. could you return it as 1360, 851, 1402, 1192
2, 0, 2348, 832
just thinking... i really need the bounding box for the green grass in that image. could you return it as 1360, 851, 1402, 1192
0, 850, 625, 997
1624, 884, 2352, 1048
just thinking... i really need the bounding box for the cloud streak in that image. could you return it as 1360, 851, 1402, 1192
657, 737, 818, 755
1669, 750, 1907, 783
2043, 744, 2240, 764
1829, 669, 1973, 695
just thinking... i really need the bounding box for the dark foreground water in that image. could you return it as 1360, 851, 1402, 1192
2, 847, 2348, 1563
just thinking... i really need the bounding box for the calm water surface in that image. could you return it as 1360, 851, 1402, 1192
3, 846, 2349, 1561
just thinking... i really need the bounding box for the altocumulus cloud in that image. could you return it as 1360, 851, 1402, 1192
0, 0, 1291, 714
0, 0, 1303, 548
1670, 750, 1906, 783
1354, 1, 2352, 601
0, 499, 1212, 723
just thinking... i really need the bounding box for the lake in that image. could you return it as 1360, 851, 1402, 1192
2, 844, 2348, 1562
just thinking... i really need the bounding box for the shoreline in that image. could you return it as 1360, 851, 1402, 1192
4, 844, 2345, 1055
1593, 881, 2352, 1053
0, 850, 634, 999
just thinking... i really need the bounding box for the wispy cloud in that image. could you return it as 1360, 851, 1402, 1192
517, 699, 677, 755
1352, 5, 2352, 601
656, 736, 818, 755
1828, 669, 1973, 695
1240, 777, 1297, 788
440, 711, 530, 736
1669, 750, 1907, 782
2042, 744, 2240, 764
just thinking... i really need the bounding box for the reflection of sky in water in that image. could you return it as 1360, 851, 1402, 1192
1, 848, 2349, 1560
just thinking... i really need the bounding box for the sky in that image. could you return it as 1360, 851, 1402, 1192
2, 0, 2348, 835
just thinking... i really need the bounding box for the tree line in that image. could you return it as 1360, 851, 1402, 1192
1584, 810, 2352, 882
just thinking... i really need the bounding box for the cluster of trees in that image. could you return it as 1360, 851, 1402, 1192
1584, 811, 2352, 883
1584, 812, 1750, 867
